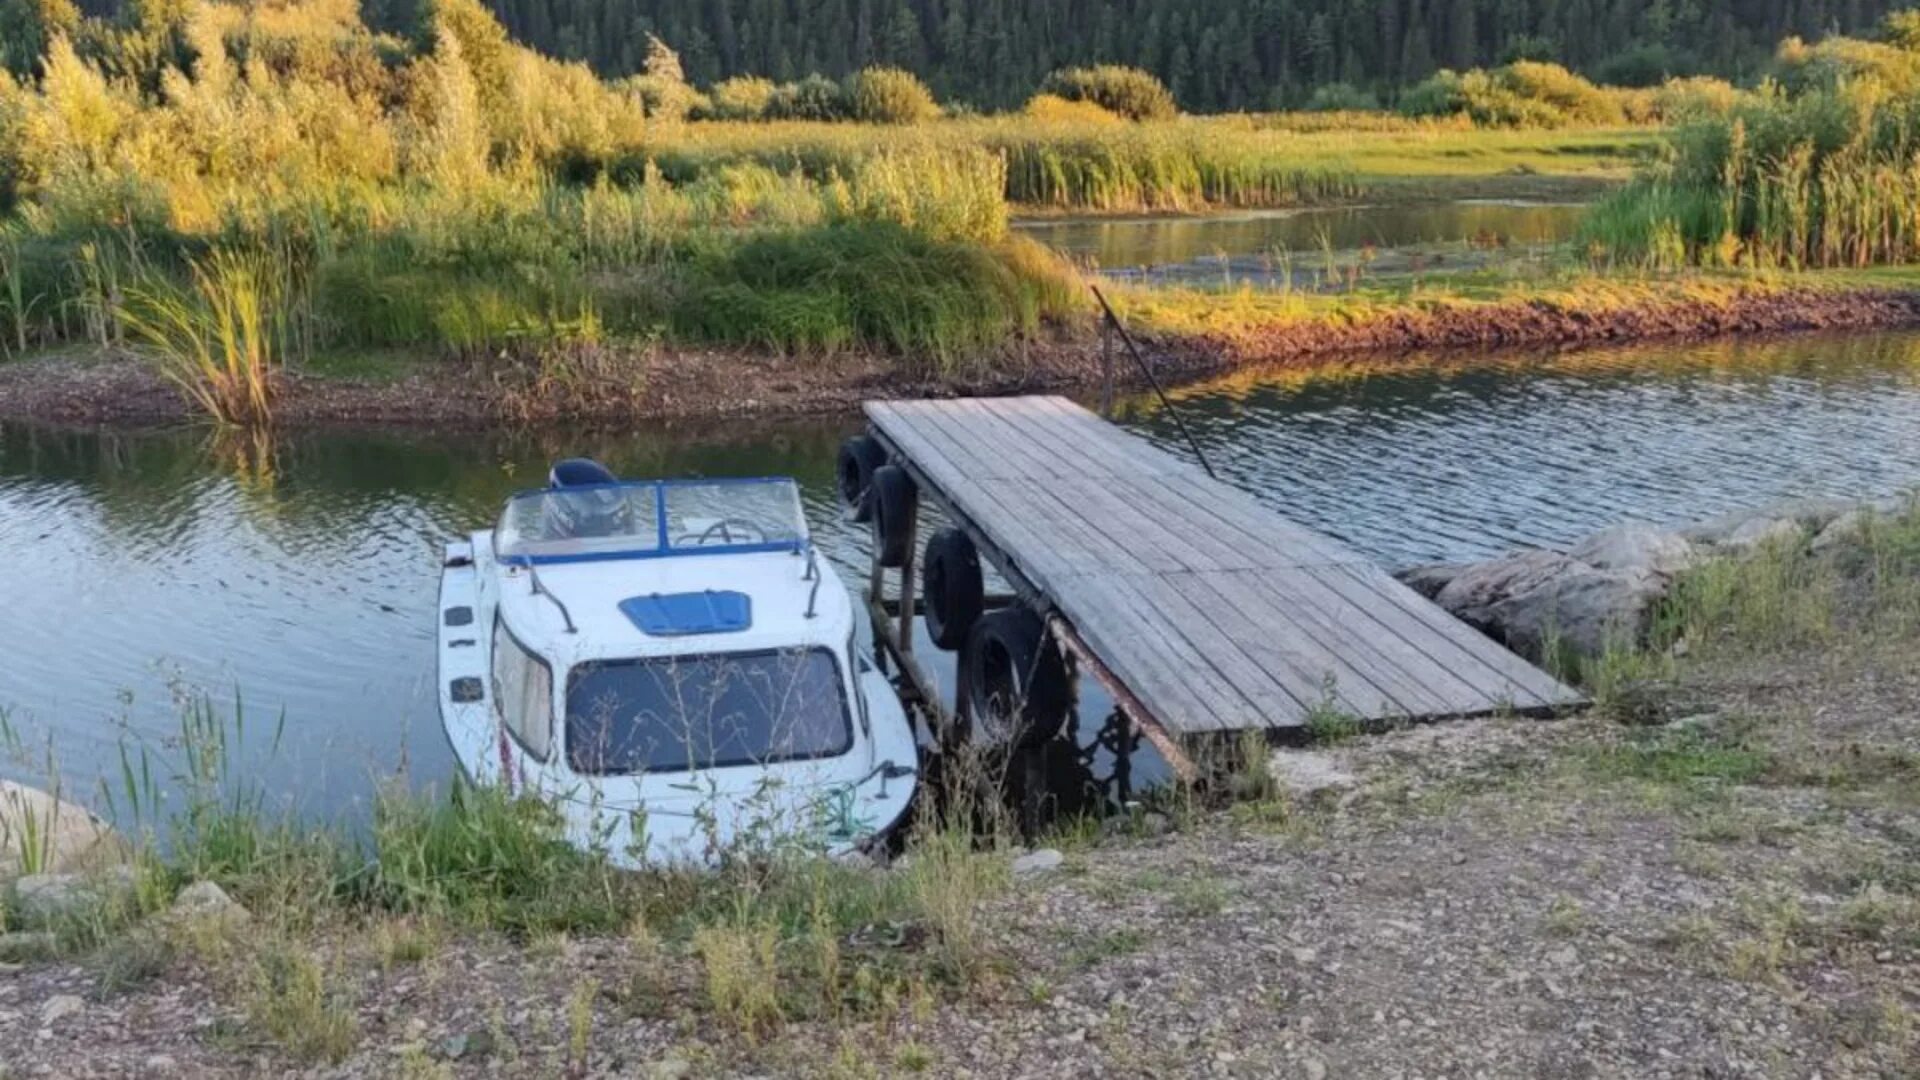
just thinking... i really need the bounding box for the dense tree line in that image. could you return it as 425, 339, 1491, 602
446, 0, 1905, 110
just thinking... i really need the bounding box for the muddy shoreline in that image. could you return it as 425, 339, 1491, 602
3, 285, 1918, 429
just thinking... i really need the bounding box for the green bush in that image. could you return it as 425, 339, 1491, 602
1039, 65, 1177, 122
1399, 62, 1625, 127
846, 66, 939, 124
1304, 82, 1380, 112
700, 75, 776, 120
763, 74, 848, 121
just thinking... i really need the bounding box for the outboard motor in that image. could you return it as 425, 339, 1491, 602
544, 458, 626, 538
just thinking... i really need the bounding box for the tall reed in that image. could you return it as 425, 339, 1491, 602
119, 250, 286, 425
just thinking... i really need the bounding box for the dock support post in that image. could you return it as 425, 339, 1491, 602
1046, 613, 1198, 785
896, 496, 919, 657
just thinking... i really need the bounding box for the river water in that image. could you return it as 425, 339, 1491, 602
1014, 199, 1587, 272
3, 329, 1917, 823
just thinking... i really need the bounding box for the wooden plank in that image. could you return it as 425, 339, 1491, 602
1059, 574, 1247, 732
1125, 572, 1318, 722
1050, 473, 1230, 574
1325, 564, 1578, 710
985, 397, 1138, 480
1023, 396, 1197, 477
1243, 568, 1455, 718
869, 409, 1077, 586
1281, 565, 1490, 715
942, 399, 1078, 481
1113, 469, 1363, 569
1181, 569, 1403, 720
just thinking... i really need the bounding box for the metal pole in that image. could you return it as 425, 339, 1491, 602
1089, 285, 1218, 481
1100, 316, 1115, 418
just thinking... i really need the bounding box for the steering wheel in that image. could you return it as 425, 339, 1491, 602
677, 518, 769, 546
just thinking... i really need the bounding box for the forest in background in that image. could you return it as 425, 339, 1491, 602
455, 0, 1907, 110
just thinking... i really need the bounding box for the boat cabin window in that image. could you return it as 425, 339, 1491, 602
492, 618, 554, 760
564, 648, 851, 775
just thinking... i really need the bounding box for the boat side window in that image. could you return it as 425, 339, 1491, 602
491, 617, 554, 760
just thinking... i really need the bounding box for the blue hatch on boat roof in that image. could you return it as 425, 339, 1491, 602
619, 591, 753, 636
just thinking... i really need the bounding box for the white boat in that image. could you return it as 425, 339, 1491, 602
436, 459, 918, 867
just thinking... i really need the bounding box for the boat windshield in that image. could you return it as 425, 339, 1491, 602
563, 647, 852, 775
495, 478, 808, 564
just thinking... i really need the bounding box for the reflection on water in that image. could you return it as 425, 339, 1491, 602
1015, 200, 1586, 270
1124, 332, 1920, 567
2, 328, 1917, 820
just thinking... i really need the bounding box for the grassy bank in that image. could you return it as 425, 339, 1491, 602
0, 0, 1676, 425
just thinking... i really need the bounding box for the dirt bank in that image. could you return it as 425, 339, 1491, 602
1147, 283, 1920, 369
4, 284, 1919, 428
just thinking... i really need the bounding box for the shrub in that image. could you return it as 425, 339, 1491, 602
1397, 69, 1466, 117
846, 66, 939, 125
700, 75, 775, 120
1022, 92, 1123, 124
1592, 43, 1685, 87
1652, 75, 1742, 121
1304, 82, 1380, 112
1399, 61, 1625, 127
1039, 65, 1176, 122
762, 74, 847, 121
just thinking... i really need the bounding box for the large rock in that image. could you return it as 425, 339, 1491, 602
1721, 516, 1803, 551
0, 781, 127, 881
1682, 497, 1856, 547
1484, 563, 1667, 659
11, 865, 137, 927
1396, 562, 1470, 600
1433, 549, 1583, 631
1811, 509, 1869, 553
1566, 522, 1696, 578
167, 880, 249, 927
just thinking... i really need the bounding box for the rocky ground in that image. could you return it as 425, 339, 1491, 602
5, 645, 1917, 1076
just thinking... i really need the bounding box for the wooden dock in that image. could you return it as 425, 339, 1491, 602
865, 395, 1582, 759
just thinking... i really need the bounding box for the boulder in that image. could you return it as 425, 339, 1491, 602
0, 930, 59, 962
1566, 522, 1696, 578
1683, 498, 1856, 546
168, 881, 249, 927
0, 781, 127, 881
1811, 509, 1870, 553
1433, 549, 1582, 632
1721, 516, 1803, 551
1484, 563, 1667, 660
1396, 562, 1470, 600
11, 865, 137, 927
1011, 848, 1064, 878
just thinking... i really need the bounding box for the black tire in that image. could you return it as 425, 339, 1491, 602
837, 436, 888, 523
961, 607, 1072, 749
868, 465, 917, 569
922, 528, 984, 651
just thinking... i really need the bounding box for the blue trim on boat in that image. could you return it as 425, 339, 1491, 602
493, 475, 811, 565
512, 540, 806, 566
